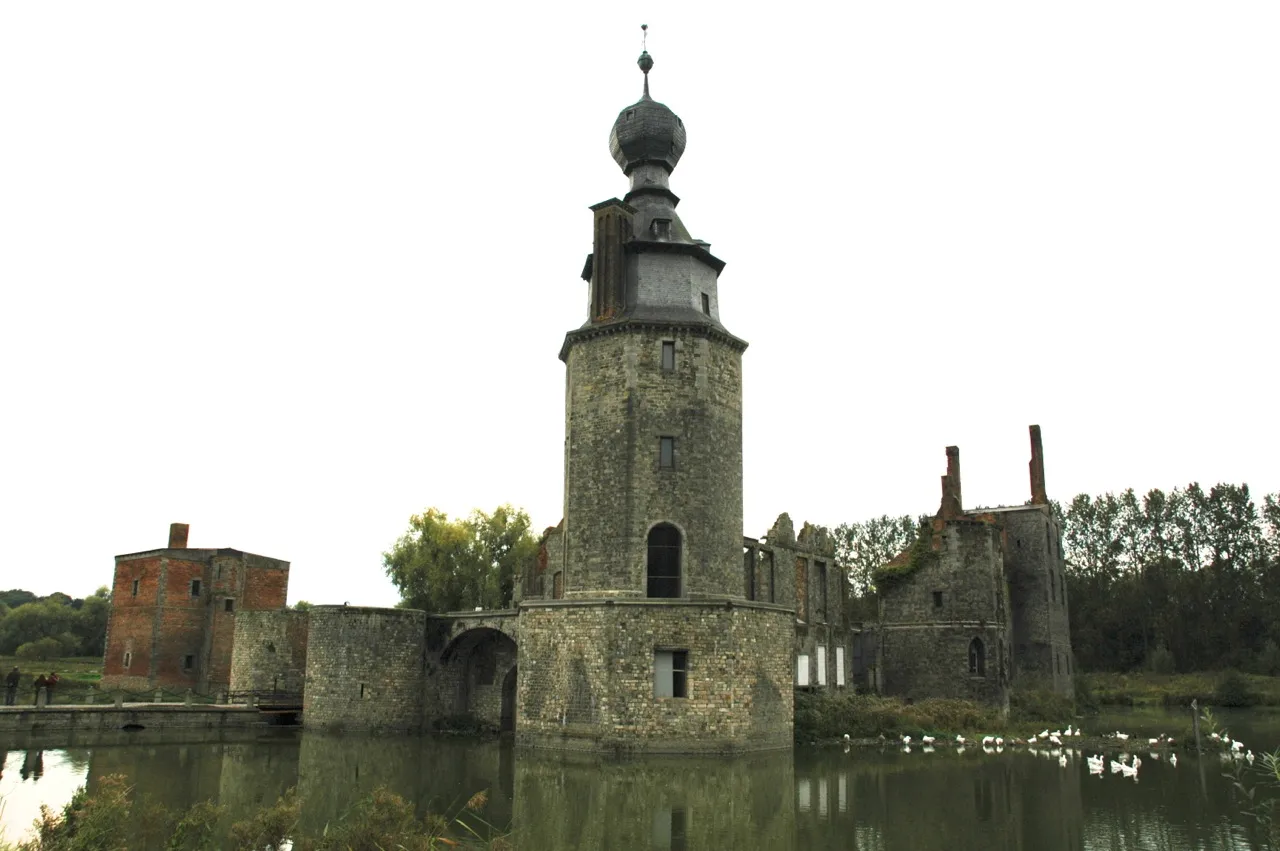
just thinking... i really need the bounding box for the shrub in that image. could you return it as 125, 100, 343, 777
1010, 689, 1074, 723
794, 690, 1002, 741
1252, 640, 1280, 677
1214, 670, 1257, 708
15, 637, 63, 662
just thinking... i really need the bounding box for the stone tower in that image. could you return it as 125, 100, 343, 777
555, 50, 748, 602
516, 46, 794, 752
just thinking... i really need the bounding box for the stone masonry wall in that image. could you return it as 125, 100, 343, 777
229, 610, 310, 695
992, 506, 1075, 695
561, 327, 744, 600
518, 600, 793, 753
877, 520, 1011, 709
304, 606, 426, 732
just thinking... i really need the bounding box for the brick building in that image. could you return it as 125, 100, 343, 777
101, 523, 290, 694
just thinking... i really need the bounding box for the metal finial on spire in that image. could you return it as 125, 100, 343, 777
637, 24, 653, 97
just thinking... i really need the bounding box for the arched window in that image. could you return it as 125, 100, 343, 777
968, 638, 986, 677
647, 524, 681, 598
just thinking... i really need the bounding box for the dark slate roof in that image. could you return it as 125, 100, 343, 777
608, 53, 686, 175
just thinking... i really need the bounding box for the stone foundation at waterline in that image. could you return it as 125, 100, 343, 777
517, 600, 794, 753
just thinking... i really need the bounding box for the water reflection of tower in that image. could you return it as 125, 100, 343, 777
511, 750, 796, 851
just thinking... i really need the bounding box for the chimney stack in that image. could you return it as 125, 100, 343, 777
168, 523, 190, 549
938, 446, 963, 520
1029, 425, 1048, 505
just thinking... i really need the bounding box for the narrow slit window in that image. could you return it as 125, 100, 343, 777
647, 524, 681, 598
701, 293, 710, 315
661, 340, 676, 371
123, 651, 132, 669
659, 436, 676, 470
131, 579, 140, 597
968, 638, 986, 676
933, 591, 943, 608
190, 579, 201, 598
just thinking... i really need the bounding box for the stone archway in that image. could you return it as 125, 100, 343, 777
438, 627, 519, 730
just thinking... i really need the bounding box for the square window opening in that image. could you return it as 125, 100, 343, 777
661, 340, 676, 371
224, 598, 235, 613
182, 654, 194, 672
933, 591, 943, 608
659, 436, 676, 470
654, 649, 689, 698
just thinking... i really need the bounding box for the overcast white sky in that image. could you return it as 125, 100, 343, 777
2, 3, 1276, 608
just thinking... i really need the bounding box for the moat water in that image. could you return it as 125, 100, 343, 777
2, 709, 1278, 849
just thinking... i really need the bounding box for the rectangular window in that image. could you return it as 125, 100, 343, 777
661, 340, 676, 371
131, 579, 139, 597
795, 558, 808, 622
659, 436, 676, 470
700, 293, 710, 315
190, 579, 201, 598
744, 547, 755, 600
933, 591, 943, 608
224, 598, 235, 613
835, 646, 846, 687
817, 646, 828, 686
796, 654, 810, 687
182, 654, 194, 672
654, 649, 689, 698
552, 571, 564, 599
123, 651, 132, 669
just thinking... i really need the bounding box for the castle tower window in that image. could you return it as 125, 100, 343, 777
661, 340, 676, 371
131, 579, 139, 597
190, 579, 201, 598
647, 524, 681, 598
182, 654, 194, 672
933, 591, 944, 608
123, 651, 132, 669
968, 638, 986, 676
651, 218, 671, 239
654, 649, 688, 698
701, 293, 710, 315
224, 598, 235, 613
659, 436, 676, 470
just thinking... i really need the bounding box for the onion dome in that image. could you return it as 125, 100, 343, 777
608, 50, 687, 175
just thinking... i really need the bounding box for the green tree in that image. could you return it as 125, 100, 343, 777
293, 600, 314, 612
383, 505, 538, 613
71, 589, 111, 657
833, 514, 918, 595
0, 600, 76, 655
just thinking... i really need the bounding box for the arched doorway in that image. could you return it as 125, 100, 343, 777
439, 627, 519, 729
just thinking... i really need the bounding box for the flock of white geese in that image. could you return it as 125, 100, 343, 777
841, 725, 1260, 783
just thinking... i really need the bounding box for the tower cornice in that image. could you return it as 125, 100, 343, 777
559, 316, 748, 362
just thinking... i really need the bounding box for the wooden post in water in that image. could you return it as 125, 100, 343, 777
1191, 698, 1201, 752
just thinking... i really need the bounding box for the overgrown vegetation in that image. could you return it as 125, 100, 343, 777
3, 775, 507, 851
1080, 671, 1280, 708
868, 522, 937, 591
795, 691, 1023, 741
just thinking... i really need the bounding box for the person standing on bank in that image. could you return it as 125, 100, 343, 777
4, 666, 19, 705
33, 673, 47, 705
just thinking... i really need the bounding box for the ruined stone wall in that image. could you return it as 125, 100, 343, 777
876, 520, 1011, 709
517, 600, 793, 753
561, 327, 745, 600
303, 606, 426, 732
995, 506, 1075, 695
229, 609, 309, 695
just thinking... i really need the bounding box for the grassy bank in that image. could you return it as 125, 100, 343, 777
1081, 671, 1280, 708
0, 657, 101, 706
